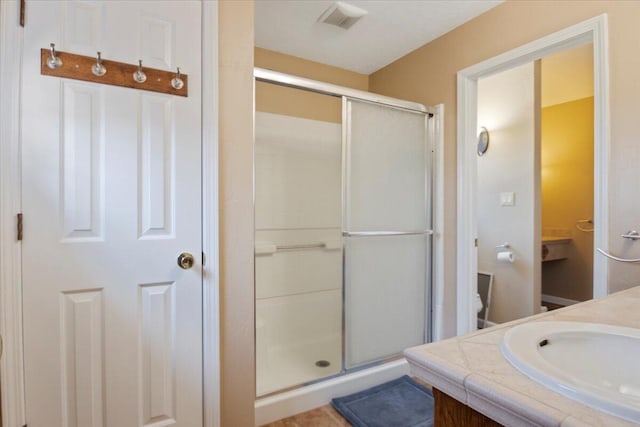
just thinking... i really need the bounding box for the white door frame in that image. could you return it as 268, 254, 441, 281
201, 3, 221, 427
456, 14, 610, 335
0, 1, 27, 425
430, 104, 446, 342
0, 2, 221, 427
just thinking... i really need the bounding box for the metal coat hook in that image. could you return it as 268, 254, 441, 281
41, 47, 188, 96
133, 60, 147, 83
47, 43, 63, 69
92, 51, 107, 76
171, 67, 184, 90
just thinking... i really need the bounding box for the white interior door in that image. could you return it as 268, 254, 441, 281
21, 2, 203, 426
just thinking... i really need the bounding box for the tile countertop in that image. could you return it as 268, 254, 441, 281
404, 286, 640, 427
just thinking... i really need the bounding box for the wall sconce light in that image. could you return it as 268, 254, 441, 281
477, 127, 489, 156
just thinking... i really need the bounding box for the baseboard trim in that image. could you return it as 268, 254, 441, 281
254, 359, 409, 426
541, 294, 580, 307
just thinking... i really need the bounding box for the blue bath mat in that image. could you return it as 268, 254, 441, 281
331, 375, 434, 427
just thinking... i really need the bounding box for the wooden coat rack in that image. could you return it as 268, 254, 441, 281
40, 44, 188, 97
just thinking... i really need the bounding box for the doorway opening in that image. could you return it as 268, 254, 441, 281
474, 45, 595, 328
456, 14, 610, 334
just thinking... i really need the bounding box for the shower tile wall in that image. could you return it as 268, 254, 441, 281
255, 112, 342, 396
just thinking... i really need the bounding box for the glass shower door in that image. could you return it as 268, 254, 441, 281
343, 98, 432, 368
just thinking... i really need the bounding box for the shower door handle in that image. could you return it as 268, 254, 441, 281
342, 230, 433, 237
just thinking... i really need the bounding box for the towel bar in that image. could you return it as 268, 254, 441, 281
596, 248, 640, 263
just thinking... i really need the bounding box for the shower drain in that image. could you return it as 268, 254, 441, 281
315, 360, 331, 368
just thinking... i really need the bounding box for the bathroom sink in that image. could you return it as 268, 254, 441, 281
500, 321, 640, 423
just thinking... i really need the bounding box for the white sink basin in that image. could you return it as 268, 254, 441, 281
501, 321, 640, 423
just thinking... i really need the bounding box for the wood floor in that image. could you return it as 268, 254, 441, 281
543, 301, 565, 311
261, 404, 351, 427
261, 377, 432, 426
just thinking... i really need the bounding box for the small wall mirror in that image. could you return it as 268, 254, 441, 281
477, 127, 489, 156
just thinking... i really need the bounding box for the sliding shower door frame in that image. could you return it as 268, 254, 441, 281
341, 96, 434, 370
255, 68, 432, 115
254, 68, 436, 397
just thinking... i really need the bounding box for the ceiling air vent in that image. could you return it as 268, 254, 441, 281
317, 1, 368, 30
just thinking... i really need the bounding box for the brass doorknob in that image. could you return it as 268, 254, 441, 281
177, 252, 195, 269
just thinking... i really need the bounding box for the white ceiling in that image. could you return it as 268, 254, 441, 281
255, 0, 504, 75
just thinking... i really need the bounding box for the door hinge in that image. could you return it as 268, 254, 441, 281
20, 0, 26, 27
202, 252, 206, 266
17, 213, 23, 241
474, 238, 478, 247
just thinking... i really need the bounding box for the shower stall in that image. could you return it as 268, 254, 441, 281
254, 68, 435, 407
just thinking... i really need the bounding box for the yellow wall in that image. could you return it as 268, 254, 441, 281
219, 1, 255, 425
370, 1, 640, 334
541, 97, 594, 301
255, 47, 368, 123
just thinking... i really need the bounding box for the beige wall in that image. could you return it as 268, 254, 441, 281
220, 2, 640, 418
219, 1, 255, 425
541, 97, 594, 302
255, 47, 368, 123
218, 22, 367, 423
370, 1, 640, 335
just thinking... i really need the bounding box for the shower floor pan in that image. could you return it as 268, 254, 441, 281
257, 335, 342, 397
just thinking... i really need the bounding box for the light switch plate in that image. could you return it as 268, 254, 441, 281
500, 192, 515, 207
